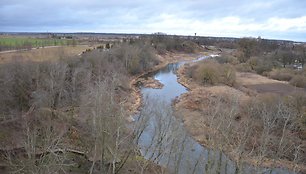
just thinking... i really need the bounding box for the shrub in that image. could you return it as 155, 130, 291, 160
268, 68, 295, 81
215, 55, 238, 65
301, 113, 306, 139
301, 67, 306, 76
235, 63, 253, 72
194, 61, 220, 85
181, 41, 201, 53
253, 63, 273, 75
155, 43, 167, 54
289, 92, 306, 115
247, 56, 275, 75
222, 64, 236, 86
241, 93, 303, 160
190, 60, 236, 86
289, 75, 306, 88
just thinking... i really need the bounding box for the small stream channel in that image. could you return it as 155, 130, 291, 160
133, 55, 296, 174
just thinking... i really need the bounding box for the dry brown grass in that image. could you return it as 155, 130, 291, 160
237, 72, 305, 95
237, 72, 288, 85
175, 61, 306, 172
0, 45, 91, 63
268, 68, 295, 81
289, 75, 306, 88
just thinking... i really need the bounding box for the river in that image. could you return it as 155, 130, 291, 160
133, 55, 296, 174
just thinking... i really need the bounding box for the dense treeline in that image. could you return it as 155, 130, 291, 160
142, 33, 202, 54
206, 37, 306, 88
234, 37, 306, 69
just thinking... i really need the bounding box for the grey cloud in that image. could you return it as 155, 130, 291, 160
0, 0, 305, 41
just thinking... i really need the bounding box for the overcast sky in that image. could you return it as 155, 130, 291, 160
1, 0, 306, 41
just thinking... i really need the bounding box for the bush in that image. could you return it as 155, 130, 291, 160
155, 43, 167, 54
215, 55, 238, 64
194, 61, 220, 85
247, 56, 275, 75
301, 113, 306, 139
301, 67, 306, 76
268, 69, 295, 81
289, 92, 306, 115
181, 41, 201, 53
190, 60, 236, 86
235, 63, 253, 72
222, 64, 236, 86
289, 75, 306, 88
253, 62, 273, 75
241, 93, 303, 160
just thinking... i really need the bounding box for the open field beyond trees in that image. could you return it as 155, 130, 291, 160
0, 36, 78, 52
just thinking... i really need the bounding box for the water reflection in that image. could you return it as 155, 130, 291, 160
141, 63, 187, 104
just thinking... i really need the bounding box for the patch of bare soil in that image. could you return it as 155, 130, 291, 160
174, 65, 306, 173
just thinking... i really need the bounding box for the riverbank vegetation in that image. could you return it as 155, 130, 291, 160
176, 37, 306, 173
148, 33, 203, 54
186, 60, 236, 86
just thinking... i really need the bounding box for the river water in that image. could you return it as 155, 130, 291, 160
133, 55, 296, 174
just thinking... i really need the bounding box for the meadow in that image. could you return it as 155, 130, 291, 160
0, 36, 76, 51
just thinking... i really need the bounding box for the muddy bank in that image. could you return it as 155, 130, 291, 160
137, 77, 164, 89
174, 64, 306, 173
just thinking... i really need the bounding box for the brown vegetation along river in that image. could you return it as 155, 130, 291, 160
174, 58, 306, 173
133, 55, 298, 174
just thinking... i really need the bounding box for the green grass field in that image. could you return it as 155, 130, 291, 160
0, 36, 77, 51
